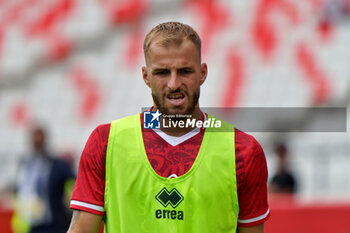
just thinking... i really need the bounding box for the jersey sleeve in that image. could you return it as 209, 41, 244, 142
70, 124, 110, 216
235, 129, 270, 227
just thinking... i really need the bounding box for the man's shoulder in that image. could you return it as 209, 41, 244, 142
51, 156, 69, 166
89, 113, 143, 144
234, 128, 264, 157
89, 122, 111, 139
235, 128, 260, 144
94, 123, 111, 133
84, 123, 111, 152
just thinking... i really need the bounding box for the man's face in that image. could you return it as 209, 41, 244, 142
32, 129, 45, 153
142, 39, 207, 116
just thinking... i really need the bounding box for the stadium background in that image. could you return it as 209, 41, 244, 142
0, 0, 349, 232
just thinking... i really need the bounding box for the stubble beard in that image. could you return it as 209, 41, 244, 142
152, 89, 200, 119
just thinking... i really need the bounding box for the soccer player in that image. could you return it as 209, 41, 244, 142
67, 22, 269, 233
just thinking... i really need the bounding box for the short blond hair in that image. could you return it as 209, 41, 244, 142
143, 22, 202, 62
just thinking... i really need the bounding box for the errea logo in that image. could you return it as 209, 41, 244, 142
155, 187, 184, 220
156, 187, 184, 208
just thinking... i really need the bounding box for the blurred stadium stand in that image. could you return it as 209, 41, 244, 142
0, 0, 350, 232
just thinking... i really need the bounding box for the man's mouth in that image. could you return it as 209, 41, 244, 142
166, 93, 186, 106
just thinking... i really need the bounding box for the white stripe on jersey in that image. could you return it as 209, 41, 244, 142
238, 208, 270, 224
168, 174, 178, 178
70, 200, 105, 212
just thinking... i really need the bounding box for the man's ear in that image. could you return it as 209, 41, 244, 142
142, 66, 151, 88
199, 63, 207, 85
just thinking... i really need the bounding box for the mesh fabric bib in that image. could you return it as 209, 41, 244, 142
105, 114, 239, 233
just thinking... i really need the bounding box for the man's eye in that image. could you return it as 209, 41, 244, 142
154, 70, 169, 75
179, 69, 193, 75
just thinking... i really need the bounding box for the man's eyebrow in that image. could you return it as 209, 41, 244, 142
151, 66, 194, 72
178, 67, 194, 70
153, 68, 169, 71
153, 67, 169, 70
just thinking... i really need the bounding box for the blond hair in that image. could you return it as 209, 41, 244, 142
143, 22, 202, 62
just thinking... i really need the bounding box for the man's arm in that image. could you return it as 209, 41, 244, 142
237, 223, 264, 233
67, 210, 103, 233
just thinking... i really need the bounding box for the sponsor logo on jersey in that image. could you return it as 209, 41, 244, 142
155, 187, 184, 220
156, 187, 184, 208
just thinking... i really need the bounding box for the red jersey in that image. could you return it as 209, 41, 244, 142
70, 114, 270, 227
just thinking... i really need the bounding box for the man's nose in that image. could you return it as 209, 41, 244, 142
167, 71, 181, 90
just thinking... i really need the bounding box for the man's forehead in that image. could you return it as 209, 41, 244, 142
146, 39, 200, 66
149, 38, 187, 52
148, 54, 198, 69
